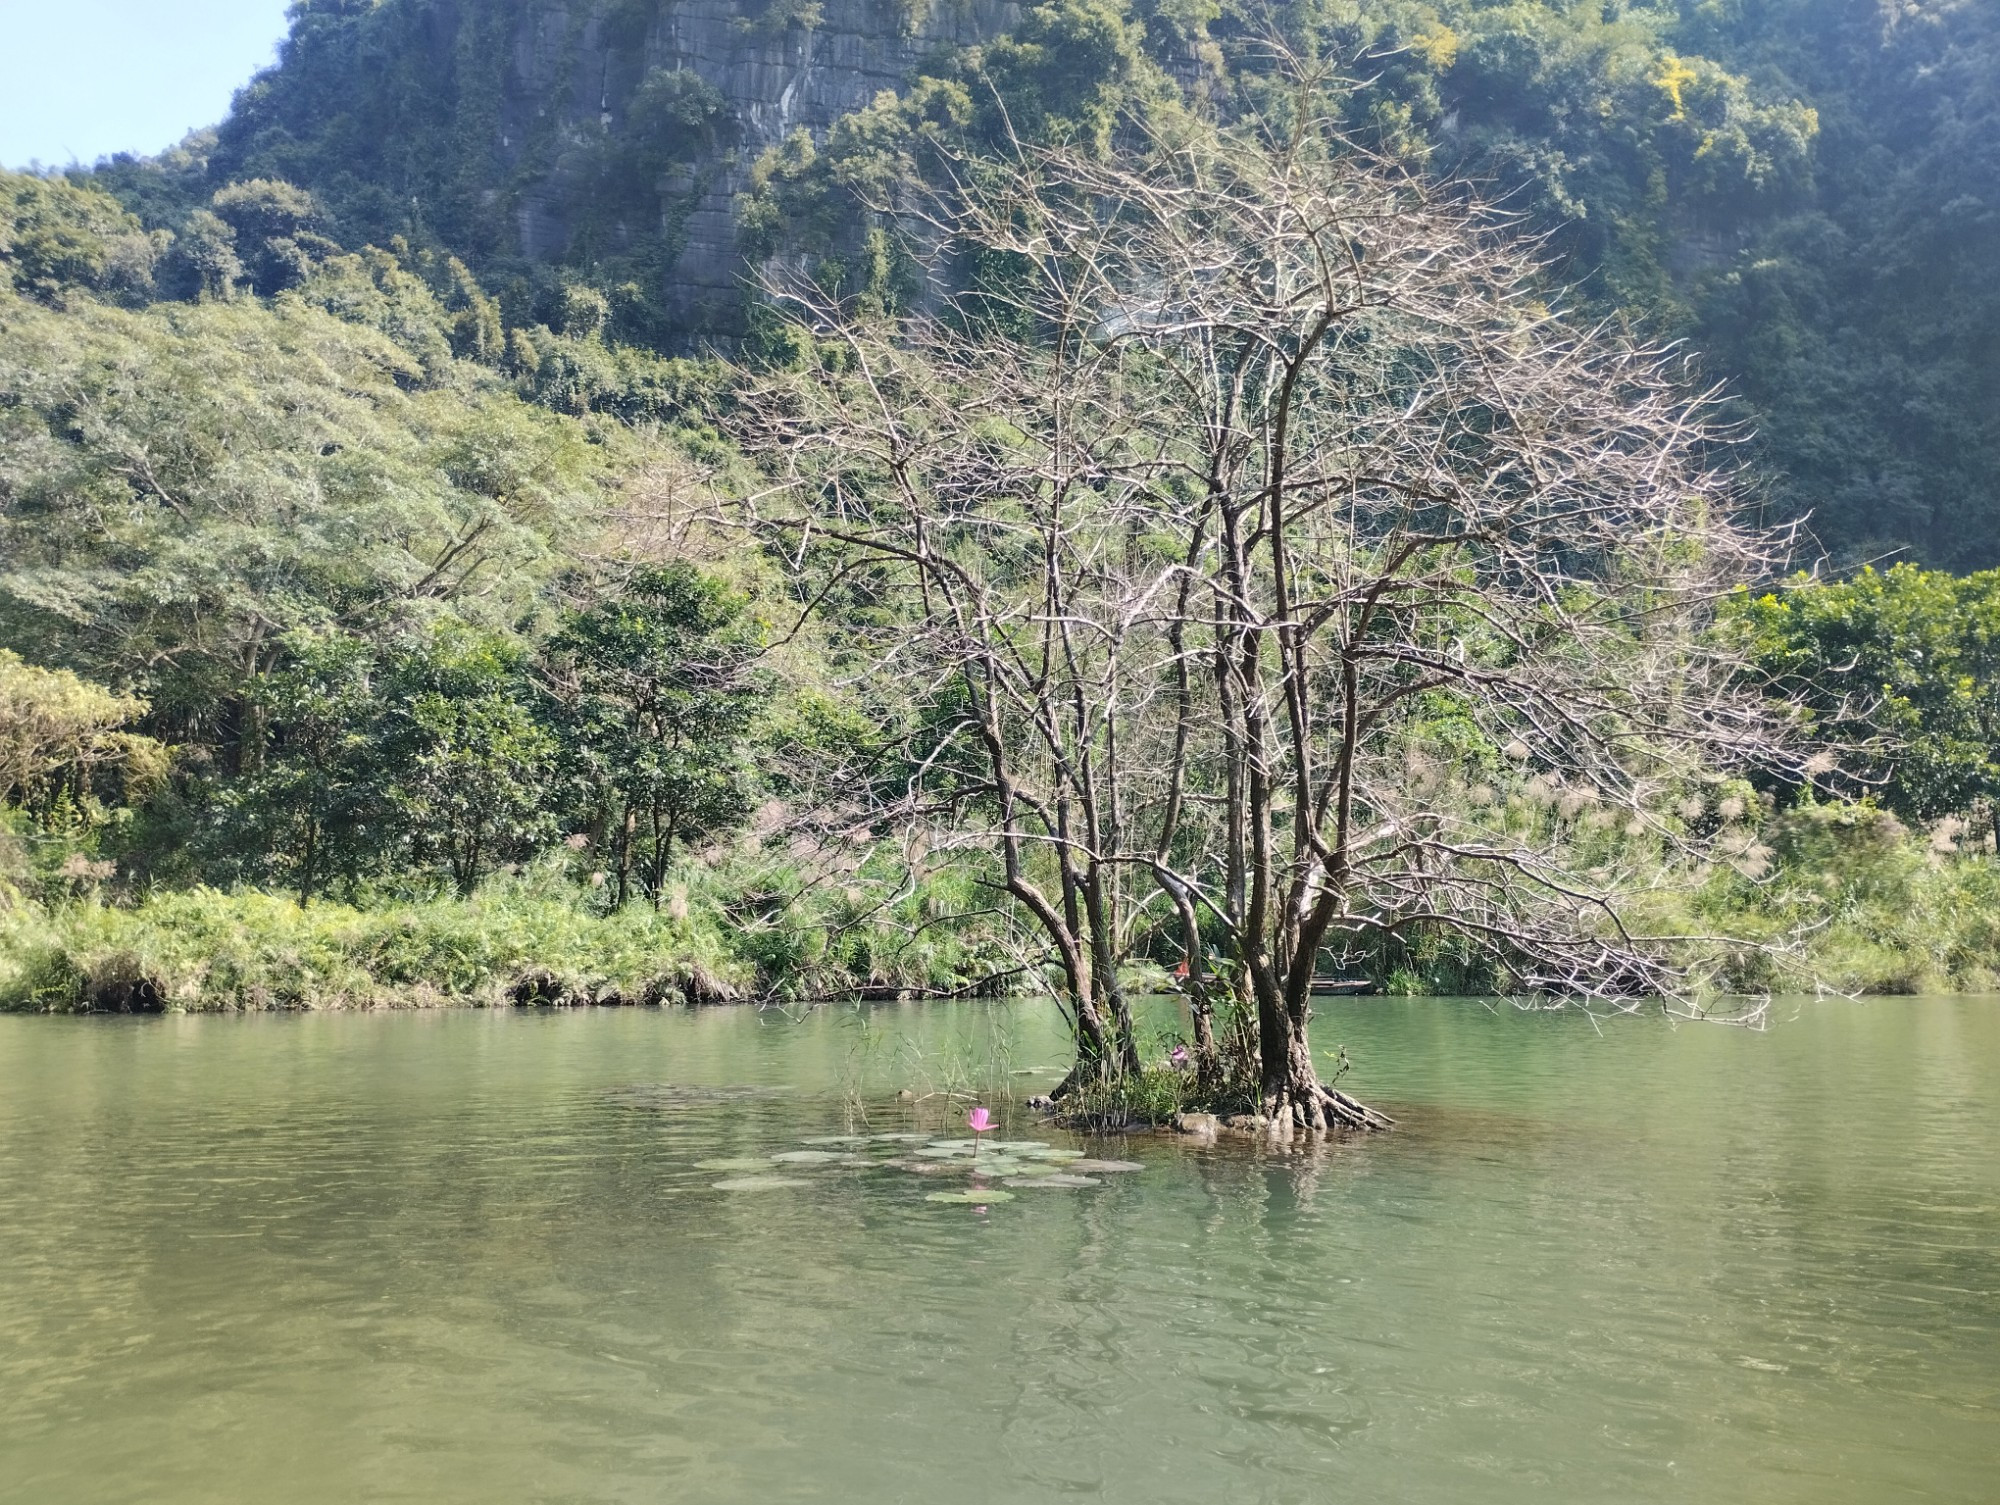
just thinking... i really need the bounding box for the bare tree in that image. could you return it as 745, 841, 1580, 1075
743, 267, 1176, 1085
744, 86, 1800, 1128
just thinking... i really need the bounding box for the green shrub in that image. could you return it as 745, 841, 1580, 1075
0, 854, 1019, 1012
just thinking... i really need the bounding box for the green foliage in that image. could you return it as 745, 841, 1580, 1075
1733, 565, 2000, 827
0, 850, 1020, 1011
0, 266, 632, 755
0, 881, 742, 1012
208, 0, 527, 261
1678, 0, 2000, 566
208, 178, 338, 295
0, 651, 167, 864
384, 627, 559, 896
1279, 0, 1995, 565
0, 174, 162, 305
211, 631, 390, 903
158, 208, 246, 300
549, 564, 766, 909
289, 244, 457, 373
1060, 1065, 1194, 1124
507, 315, 729, 421
200, 624, 572, 901
1678, 801, 2000, 996
974, 0, 1147, 150
0, 193, 756, 916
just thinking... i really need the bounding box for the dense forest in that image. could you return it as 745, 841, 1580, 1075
3, 1, 1999, 1111
66, 0, 2000, 568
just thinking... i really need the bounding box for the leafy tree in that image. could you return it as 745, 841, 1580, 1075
1, 173, 161, 305
1735, 565, 2000, 837
211, 631, 395, 903
0, 277, 633, 767
383, 627, 557, 897
430, 253, 504, 364
209, 178, 339, 295
201, 624, 568, 900
976, 0, 1148, 149
0, 649, 163, 823
158, 208, 244, 300
549, 564, 765, 909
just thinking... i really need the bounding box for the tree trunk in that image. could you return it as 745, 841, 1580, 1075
1259, 997, 1395, 1132
455, 834, 480, 898
1048, 987, 1117, 1098
1082, 861, 1140, 1073
648, 814, 675, 911
1161, 876, 1221, 1082
297, 818, 319, 907
615, 803, 634, 910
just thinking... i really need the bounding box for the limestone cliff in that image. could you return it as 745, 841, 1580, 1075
215, 0, 1018, 337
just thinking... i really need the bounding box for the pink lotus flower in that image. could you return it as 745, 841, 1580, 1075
968, 1107, 992, 1133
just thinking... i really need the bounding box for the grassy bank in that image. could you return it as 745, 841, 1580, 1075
1319, 803, 2000, 1000
4, 804, 1996, 1014
1695, 804, 2000, 996
0, 863, 1016, 1013
0, 888, 734, 1012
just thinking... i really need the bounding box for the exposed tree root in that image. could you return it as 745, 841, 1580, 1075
1263, 1080, 1396, 1133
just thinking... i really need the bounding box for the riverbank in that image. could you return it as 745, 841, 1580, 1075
5, 804, 1998, 1013
0, 876, 1014, 1014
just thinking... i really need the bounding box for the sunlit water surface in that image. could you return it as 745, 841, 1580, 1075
0, 997, 1994, 1504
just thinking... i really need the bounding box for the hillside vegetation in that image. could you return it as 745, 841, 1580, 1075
0, 170, 1012, 1007
3, 5, 1999, 1036
64, 0, 2000, 567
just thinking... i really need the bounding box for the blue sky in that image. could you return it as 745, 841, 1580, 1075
0, 0, 293, 169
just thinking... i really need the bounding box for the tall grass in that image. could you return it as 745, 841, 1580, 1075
5, 801, 1994, 1013
0, 886, 730, 1011
1692, 803, 2000, 995
0, 856, 1018, 1013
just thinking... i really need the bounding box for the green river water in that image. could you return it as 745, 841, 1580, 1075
0, 997, 1994, 1504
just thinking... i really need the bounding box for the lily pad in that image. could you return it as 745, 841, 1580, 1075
1064, 1159, 1146, 1173
991, 1140, 1051, 1150
914, 1145, 975, 1159
925, 1139, 977, 1149
1016, 1148, 1085, 1161
769, 1150, 848, 1164
925, 1189, 1016, 1204
797, 1135, 870, 1146
711, 1177, 812, 1191
1003, 1175, 1100, 1188
695, 1157, 777, 1172
869, 1133, 933, 1143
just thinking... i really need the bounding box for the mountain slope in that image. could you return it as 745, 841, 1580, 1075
69, 0, 2000, 566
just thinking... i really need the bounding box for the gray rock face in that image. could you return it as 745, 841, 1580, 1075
488, 0, 1017, 333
